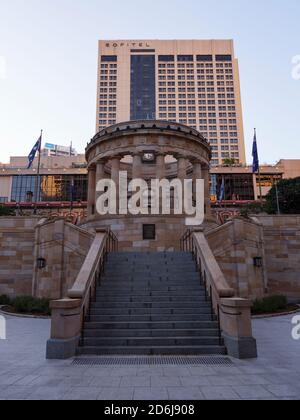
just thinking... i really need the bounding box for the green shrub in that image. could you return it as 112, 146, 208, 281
0, 295, 11, 305
252, 295, 288, 315
265, 177, 300, 215
0, 206, 14, 216
12, 296, 50, 315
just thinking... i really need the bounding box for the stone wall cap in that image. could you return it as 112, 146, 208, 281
50, 299, 81, 310
221, 298, 252, 308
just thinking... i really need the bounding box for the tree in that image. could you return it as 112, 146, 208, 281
265, 177, 300, 215
222, 158, 237, 166
0, 206, 14, 216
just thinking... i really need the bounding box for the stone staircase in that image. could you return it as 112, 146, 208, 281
78, 252, 226, 356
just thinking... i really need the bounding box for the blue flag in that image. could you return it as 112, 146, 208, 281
252, 129, 259, 173
219, 176, 225, 202
27, 136, 42, 169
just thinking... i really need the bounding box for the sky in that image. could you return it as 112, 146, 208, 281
0, 0, 300, 164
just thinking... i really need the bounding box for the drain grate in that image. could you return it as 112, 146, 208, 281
72, 356, 234, 367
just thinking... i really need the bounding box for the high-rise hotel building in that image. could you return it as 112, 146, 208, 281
96, 40, 246, 165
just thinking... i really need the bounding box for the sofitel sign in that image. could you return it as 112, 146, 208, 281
106, 42, 152, 48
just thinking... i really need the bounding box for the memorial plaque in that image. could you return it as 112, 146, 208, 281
143, 224, 156, 240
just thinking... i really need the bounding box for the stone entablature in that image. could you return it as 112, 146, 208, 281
86, 120, 211, 167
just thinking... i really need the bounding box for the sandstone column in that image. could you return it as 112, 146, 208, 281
132, 153, 143, 179
95, 160, 106, 211
156, 154, 166, 180
111, 157, 120, 185
96, 160, 106, 184
110, 157, 121, 210
177, 156, 187, 181
193, 160, 203, 200
193, 161, 202, 180
202, 164, 212, 217
87, 167, 96, 216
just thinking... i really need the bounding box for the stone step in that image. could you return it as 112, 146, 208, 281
108, 252, 192, 257
101, 273, 201, 279
91, 301, 210, 309
94, 296, 208, 303
83, 328, 220, 338
88, 314, 217, 322
106, 263, 195, 268
96, 290, 209, 302
78, 346, 227, 356
104, 267, 199, 277
106, 260, 194, 265
101, 274, 201, 284
97, 287, 205, 293
82, 337, 224, 347
84, 321, 219, 330
89, 308, 212, 316
78, 251, 224, 357
99, 282, 201, 288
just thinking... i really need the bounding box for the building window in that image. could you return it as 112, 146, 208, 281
130, 55, 156, 120
101, 55, 118, 62
197, 55, 213, 62
158, 55, 175, 62
177, 55, 194, 62
215, 55, 232, 62
11, 175, 88, 203
216, 174, 254, 201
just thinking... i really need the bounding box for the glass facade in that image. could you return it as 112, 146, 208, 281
211, 174, 255, 201
11, 175, 87, 203
11, 175, 38, 203
130, 55, 156, 120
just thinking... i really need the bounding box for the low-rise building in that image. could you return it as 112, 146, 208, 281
0, 152, 299, 210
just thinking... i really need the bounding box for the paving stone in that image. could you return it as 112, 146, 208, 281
98, 387, 134, 400
239, 375, 274, 386
167, 387, 205, 400
200, 386, 241, 400
265, 385, 300, 398
0, 375, 27, 386
89, 376, 122, 387
180, 376, 211, 386
26, 385, 70, 400
232, 385, 275, 400
208, 375, 244, 386
151, 376, 181, 388
133, 387, 169, 400
0, 386, 34, 400
137, 366, 164, 376
120, 376, 151, 387
163, 367, 191, 377
63, 387, 102, 400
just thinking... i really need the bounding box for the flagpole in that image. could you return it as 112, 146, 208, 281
34, 130, 43, 215
254, 129, 263, 203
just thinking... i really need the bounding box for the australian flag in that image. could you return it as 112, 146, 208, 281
252, 129, 259, 173
27, 136, 42, 169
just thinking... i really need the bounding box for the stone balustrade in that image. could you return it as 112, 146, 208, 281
183, 228, 257, 359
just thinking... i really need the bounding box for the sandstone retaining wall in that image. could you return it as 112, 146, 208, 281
255, 215, 300, 300
206, 218, 266, 300
0, 217, 40, 297
32, 219, 94, 300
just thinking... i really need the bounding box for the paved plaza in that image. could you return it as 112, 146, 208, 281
0, 313, 299, 400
